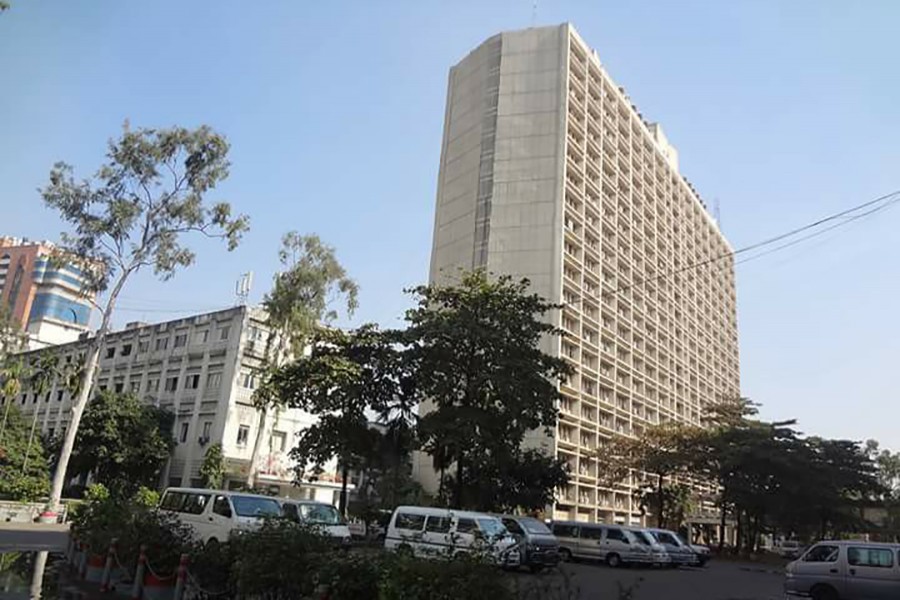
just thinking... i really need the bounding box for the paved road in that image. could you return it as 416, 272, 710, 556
0, 523, 69, 552
517, 559, 785, 600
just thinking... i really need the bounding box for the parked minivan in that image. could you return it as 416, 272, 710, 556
159, 488, 282, 544
551, 521, 654, 567
624, 527, 672, 567
384, 506, 520, 567
647, 528, 706, 567
785, 540, 900, 600
279, 499, 351, 546
498, 515, 560, 572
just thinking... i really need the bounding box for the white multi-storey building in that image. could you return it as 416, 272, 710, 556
9, 306, 344, 503
422, 24, 740, 524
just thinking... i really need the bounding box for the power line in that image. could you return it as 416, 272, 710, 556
591, 189, 900, 300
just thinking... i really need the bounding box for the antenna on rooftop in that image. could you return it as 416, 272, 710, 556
235, 271, 253, 306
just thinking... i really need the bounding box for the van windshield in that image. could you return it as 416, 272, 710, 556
298, 503, 343, 525
477, 518, 507, 538
231, 495, 282, 518
518, 517, 551, 535
632, 531, 653, 545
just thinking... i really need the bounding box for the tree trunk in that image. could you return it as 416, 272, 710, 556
339, 463, 349, 516
734, 508, 743, 556
246, 406, 267, 489
42, 272, 127, 522
718, 498, 727, 552
656, 472, 665, 529
0, 397, 12, 443
453, 458, 464, 508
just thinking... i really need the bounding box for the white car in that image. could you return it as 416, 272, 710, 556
384, 506, 520, 566
786, 540, 900, 600
159, 487, 282, 544
279, 499, 352, 546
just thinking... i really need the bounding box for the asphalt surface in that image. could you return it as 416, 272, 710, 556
516, 559, 785, 600
0, 523, 69, 552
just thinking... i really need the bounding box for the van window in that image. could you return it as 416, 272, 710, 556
803, 545, 839, 563
476, 518, 506, 538
655, 531, 679, 546
213, 495, 232, 518
502, 518, 524, 535
395, 513, 426, 531
425, 516, 451, 533
160, 491, 186, 511
519, 518, 551, 534
298, 503, 343, 525
456, 518, 477, 534
552, 524, 579, 538
182, 493, 211, 515
230, 495, 282, 518
606, 528, 628, 543
581, 526, 604, 540
848, 547, 894, 568
282, 503, 299, 521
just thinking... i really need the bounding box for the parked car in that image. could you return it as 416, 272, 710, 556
624, 527, 672, 567
551, 521, 654, 567
776, 539, 805, 559
159, 487, 282, 544
384, 506, 520, 567
647, 528, 708, 567
279, 499, 352, 546
498, 515, 560, 572
785, 540, 900, 600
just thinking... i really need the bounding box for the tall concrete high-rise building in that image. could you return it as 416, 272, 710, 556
0, 237, 95, 349
423, 24, 739, 524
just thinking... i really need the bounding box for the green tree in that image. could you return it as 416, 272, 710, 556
21, 351, 61, 476
0, 405, 50, 500
247, 232, 358, 488
200, 442, 226, 489
0, 357, 26, 444
597, 422, 699, 529
267, 324, 409, 514
405, 270, 571, 511
39, 123, 249, 519
65, 391, 175, 497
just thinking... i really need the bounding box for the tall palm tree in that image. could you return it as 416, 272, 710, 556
0, 358, 27, 444
22, 352, 60, 474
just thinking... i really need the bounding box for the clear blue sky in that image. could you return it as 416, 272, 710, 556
2, 1, 898, 447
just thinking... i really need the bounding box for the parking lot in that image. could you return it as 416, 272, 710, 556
516, 559, 785, 600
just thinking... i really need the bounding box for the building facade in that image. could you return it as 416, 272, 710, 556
0, 237, 94, 349
422, 24, 740, 524
9, 306, 344, 504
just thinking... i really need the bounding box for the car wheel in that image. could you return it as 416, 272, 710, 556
606, 553, 622, 568
811, 585, 839, 600
558, 548, 573, 562
205, 537, 219, 550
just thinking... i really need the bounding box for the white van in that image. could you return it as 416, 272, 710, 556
551, 521, 654, 567
159, 487, 282, 544
786, 540, 900, 600
279, 499, 352, 546
384, 506, 520, 567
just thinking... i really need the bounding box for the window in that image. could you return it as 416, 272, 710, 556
160, 491, 186, 511
206, 372, 222, 390
425, 516, 451, 533
231, 495, 281, 517
213, 495, 232, 518
848, 547, 893, 568
202, 421, 212, 439
155, 338, 169, 351
129, 381, 141, 393
138, 340, 149, 353
242, 373, 256, 390
105, 347, 115, 359
44, 392, 50, 403
32, 393, 38, 404
237, 425, 250, 446
180, 422, 189, 443
501, 518, 524, 535
174, 334, 187, 348
147, 378, 159, 392
182, 493, 210, 515
121, 344, 132, 357
47, 427, 54, 438
219, 327, 230, 341
655, 532, 679, 546
195, 330, 209, 345
271, 430, 286, 452
186, 374, 200, 389
114, 382, 124, 393
56, 390, 64, 402
581, 526, 604, 540
803, 545, 839, 563
605, 528, 627, 543
165, 377, 179, 392
282, 502, 299, 522
552, 524, 579, 538
395, 513, 425, 531
456, 518, 477, 534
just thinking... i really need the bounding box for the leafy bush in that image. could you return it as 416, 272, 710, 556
378, 552, 513, 600
228, 518, 332, 599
